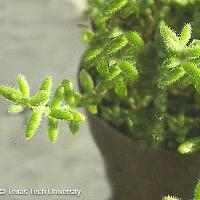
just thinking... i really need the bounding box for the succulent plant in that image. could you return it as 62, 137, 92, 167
0, 0, 200, 155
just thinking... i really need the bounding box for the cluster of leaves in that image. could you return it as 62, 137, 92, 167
0, 75, 85, 142
158, 23, 200, 153
159, 23, 200, 90
80, 0, 200, 153
81, 29, 143, 97
163, 180, 200, 200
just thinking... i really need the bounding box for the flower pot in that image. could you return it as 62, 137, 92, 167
87, 112, 200, 200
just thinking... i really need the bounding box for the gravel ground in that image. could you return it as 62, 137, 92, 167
0, 1, 111, 199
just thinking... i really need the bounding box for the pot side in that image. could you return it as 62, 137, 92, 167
87, 112, 200, 200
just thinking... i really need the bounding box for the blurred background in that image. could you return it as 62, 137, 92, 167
0, 0, 111, 199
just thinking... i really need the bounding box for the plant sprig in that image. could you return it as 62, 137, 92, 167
0, 75, 85, 142
159, 23, 200, 90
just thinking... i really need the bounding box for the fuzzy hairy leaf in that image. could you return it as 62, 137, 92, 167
158, 68, 185, 88
69, 121, 79, 135
30, 91, 49, 107
0, 86, 21, 102
50, 86, 64, 109
194, 181, 200, 200
101, 0, 128, 21
48, 117, 59, 142
190, 39, 200, 48
125, 32, 144, 48
180, 23, 192, 46
160, 23, 180, 51
17, 74, 30, 97
113, 76, 127, 97
82, 29, 95, 44
119, 61, 138, 81
8, 104, 24, 114
62, 79, 75, 108
96, 60, 109, 77
182, 62, 200, 80
162, 58, 180, 69
40, 76, 53, 95
119, 0, 138, 18
79, 69, 94, 93
25, 107, 43, 139
103, 36, 128, 56
178, 137, 200, 154
183, 47, 200, 59
74, 92, 83, 105
50, 108, 85, 123
95, 80, 110, 93
83, 46, 102, 63
107, 66, 122, 81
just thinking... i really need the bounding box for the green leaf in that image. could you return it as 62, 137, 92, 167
102, 0, 128, 21
119, 0, 138, 18
40, 76, 53, 95
17, 74, 30, 97
107, 66, 122, 81
94, 13, 106, 30
79, 69, 94, 93
50, 108, 85, 123
48, 117, 58, 142
180, 23, 192, 46
25, 107, 43, 139
163, 196, 179, 200
50, 86, 64, 109
96, 60, 109, 77
119, 61, 138, 81
0, 86, 21, 102
113, 76, 127, 97
125, 32, 144, 48
182, 62, 200, 80
179, 76, 193, 88
8, 104, 24, 114
69, 121, 79, 135
74, 92, 83, 105
194, 181, 200, 200
95, 80, 110, 93
191, 57, 200, 66
68, 108, 86, 123
184, 47, 200, 59
158, 68, 185, 88
178, 137, 200, 154
83, 46, 102, 63
103, 36, 128, 56
106, 27, 123, 39
190, 39, 200, 48
82, 29, 95, 44
162, 58, 180, 69
87, 105, 98, 114
160, 23, 180, 51
62, 79, 75, 107
30, 91, 49, 107
50, 108, 73, 121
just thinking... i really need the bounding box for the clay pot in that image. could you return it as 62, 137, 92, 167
87, 113, 200, 200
